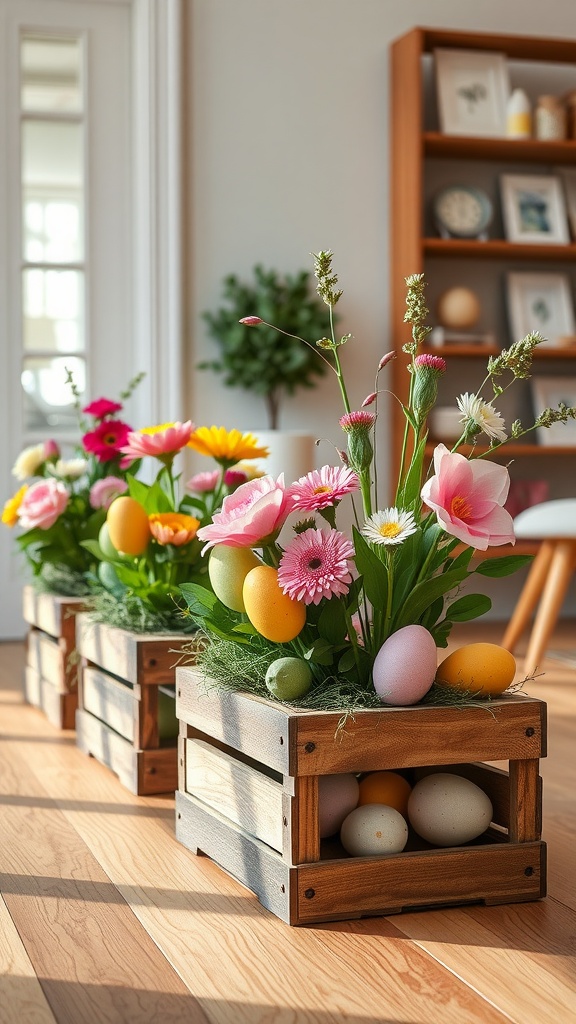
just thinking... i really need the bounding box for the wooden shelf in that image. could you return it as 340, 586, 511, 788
422, 344, 576, 358
423, 239, 576, 260
424, 132, 576, 165
425, 442, 576, 457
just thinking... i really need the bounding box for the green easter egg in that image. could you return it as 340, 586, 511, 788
208, 544, 262, 612
265, 657, 313, 701
98, 521, 119, 560
98, 560, 126, 596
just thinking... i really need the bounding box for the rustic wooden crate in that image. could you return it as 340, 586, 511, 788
175, 666, 547, 925
75, 613, 188, 795
22, 584, 87, 729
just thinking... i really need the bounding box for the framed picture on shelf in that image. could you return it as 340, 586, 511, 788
434, 48, 509, 137
531, 376, 576, 445
555, 167, 576, 240
507, 272, 576, 349
500, 174, 570, 244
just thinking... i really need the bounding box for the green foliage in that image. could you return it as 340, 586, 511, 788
200, 265, 332, 428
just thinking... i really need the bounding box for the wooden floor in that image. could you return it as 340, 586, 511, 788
1, 622, 575, 1024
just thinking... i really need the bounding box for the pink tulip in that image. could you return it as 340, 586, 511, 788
89, 476, 129, 510
120, 421, 194, 459
186, 470, 220, 494
18, 478, 69, 530
420, 444, 515, 550
197, 475, 290, 552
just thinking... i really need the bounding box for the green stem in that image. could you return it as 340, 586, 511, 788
342, 604, 363, 679
358, 470, 372, 520
382, 550, 395, 640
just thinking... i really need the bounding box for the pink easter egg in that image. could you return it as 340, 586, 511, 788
372, 624, 437, 706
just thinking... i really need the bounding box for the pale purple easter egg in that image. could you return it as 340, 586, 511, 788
372, 624, 437, 706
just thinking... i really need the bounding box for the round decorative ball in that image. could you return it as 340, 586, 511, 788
318, 773, 360, 839
358, 771, 412, 818
265, 657, 312, 701
437, 287, 481, 330
407, 773, 493, 847
340, 804, 409, 857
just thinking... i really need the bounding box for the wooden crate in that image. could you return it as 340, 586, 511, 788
22, 584, 87, 729
175, 666, 547, 925
75, 613, 188, 795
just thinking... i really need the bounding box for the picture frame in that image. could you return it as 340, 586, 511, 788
507, 272, 576, 349
555, 167, 576, 240
531, 376, 576, 445
500, 174, 570, 244
434, 48, 509, 137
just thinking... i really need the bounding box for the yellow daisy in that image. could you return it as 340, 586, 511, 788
188, 426, 269, 463
2, 485, 28, 527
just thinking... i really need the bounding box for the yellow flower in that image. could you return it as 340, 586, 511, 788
233, 460, 265, 481
2, 485, 28, 527
148, 512, 200, 547
188, 426, 269, 463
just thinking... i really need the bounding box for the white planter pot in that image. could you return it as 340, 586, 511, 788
249, 430, 316, 484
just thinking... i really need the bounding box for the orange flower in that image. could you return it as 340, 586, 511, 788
2, 485, 28, 527
148, 512, 200, 547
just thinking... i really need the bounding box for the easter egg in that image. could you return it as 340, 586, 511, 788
319, 773, 360, 838
372, 624, 437, 705
408, 772, 493, 847
208, 544, 262, 611
98, 560, 126, 596
106, 496, 150, 556
243, 565, 306, 643
436, 643, 516, 696
98, 521, 119, 560
340, 804, 409, 857
265, 657, 312, 701
358, 771, 412, 818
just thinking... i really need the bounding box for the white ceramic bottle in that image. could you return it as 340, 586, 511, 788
506, 88, 532, 138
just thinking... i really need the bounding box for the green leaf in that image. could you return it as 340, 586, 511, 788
318, 599, 347, 645
476, 555, 533, 577
430, 619, 453, 648
397, 434, 427, 508
445, 593, 492, 622
303, 638, 335, 666
352, 527, 387, 607
338, 648, 358, 673
393, 566, 470, 630
179, 582, 218, 617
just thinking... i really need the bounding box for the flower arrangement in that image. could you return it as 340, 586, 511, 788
2, 374, 143, 595
84, 423, 269, 631
179, 251, 576, 711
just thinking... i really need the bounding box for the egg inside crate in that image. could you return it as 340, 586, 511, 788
408, 773, 493, 847
436, 643, 516, 696
372, 624, 437, 705
358, 771, 412, 818
340, 804, 409, 857
318, 773, 360, 838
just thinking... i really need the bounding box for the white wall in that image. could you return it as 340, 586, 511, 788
185, 0, 576, 618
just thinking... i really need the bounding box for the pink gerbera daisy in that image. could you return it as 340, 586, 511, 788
287, 465, 359, 512
120, 420, 195, 460
83, 397, 123, 419
82, 420, 132, 462
186, 470, 220, 493
278, 527, 355, 605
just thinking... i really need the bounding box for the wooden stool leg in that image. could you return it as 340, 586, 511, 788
524, 540, 576, 672
502, 541, 554, 653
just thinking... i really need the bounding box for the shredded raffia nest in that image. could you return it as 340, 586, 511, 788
180, 631, 513, 715
87, 591, 197, 635
35, 565, 92, 597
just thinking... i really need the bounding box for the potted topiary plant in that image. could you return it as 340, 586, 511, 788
201, 264, 332, 432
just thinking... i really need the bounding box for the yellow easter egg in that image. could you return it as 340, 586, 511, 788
208, 544, 263, 612
243, 565, 306, 643
106, 496, 150, 556
358, 771, 412, 818
436, 643, 516, 696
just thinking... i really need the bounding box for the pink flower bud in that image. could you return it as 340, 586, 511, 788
378, 351, 396, 371
239, 316, 263, 326
362, 392, 378, 408
43, 439, 60, 459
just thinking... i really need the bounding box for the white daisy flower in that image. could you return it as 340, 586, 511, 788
47, 458, 88, 481
362, 507, 417, 546
457, 392, 507, 443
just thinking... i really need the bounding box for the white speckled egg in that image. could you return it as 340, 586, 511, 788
372, 625, 437, 705
408, 773, 493, 847
340, 804, 409, 857
318, 773, 360, 838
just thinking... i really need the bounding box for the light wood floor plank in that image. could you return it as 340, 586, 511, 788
0, 895, 57, 1024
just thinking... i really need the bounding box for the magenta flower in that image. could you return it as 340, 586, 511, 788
196, 475, 290, 552
339, 410, 376, 432
89, 476, 129, 510
278, 528, 355, 605
83, 397, 123, 419
120, 421, 194, 460
186, 470, 220, 494
287, 465, 359, 513
18, 478, 69, 530
420, 444, 515, 550
239, 316, 263, 326
223, 468, 249, 488
414, 353, 446, 373
83, 420, 132, 462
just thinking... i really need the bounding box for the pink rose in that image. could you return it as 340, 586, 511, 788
186, 470, 220, 494
89, 476, 129, 510
18, 478, 69, 530
197, 475, 290, 552
420, 444, 515, 550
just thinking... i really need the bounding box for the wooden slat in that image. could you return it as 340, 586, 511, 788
22, 585, 86, 649
26, 630, 67, 691
509, 758, 542, 842
76, 615, 185, 685
184, 737, 284, 852
289, 776, 320, 864
0, 895, 58, 1024
75, 707, 139, 793
81, 665, 135, 742
23, 667, 76, 730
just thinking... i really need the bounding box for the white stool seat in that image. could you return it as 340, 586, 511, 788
514, 498, 576, 539
503, 499, 576, 670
